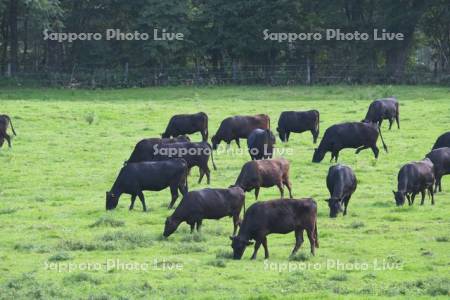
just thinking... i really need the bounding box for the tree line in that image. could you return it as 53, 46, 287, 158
0, 0, 449, 85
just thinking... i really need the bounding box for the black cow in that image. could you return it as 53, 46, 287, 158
277, 110, 320, 143
247, 129, 276, 160
211, 114, 270, 150
393, 158, 435, 206
0, 114, 17, 148
162, 112, 208, 142
234, 158, 292, 200
230, 198, 318, 260
326, 164, 357, 218
426, 147, 450, 192
362, 97, 400, 130
312, 122, 388, 163
432, 132, 450, 150
106, 159, 188, 211
163, 186, 245, 237
127, 135, 190, 163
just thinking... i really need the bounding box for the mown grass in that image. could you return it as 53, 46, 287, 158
0, 85, 449, 299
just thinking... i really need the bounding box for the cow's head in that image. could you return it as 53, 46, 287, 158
230, 236, 253, 259
105, 192, 119, 210
312, 148, 325, 163
211, 135, 219, 150
393, 190, 405, 206
276, 127, 286, 142
326, 198, 343, 218
163, 217, 181, 237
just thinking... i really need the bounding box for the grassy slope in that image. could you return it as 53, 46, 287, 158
0, 85, 449, 299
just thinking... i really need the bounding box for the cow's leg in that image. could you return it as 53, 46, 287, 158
429, 187, 435, 205
291, 228, 304, 256
388, 118, 393, 130
232, 213, 240, 236
254, 187, 260, 200
262, 237, 269, 259
129, 195, 137, 210
235, 138, 241, 148
250, 239, 261, 260
306, 227, 316, 256
205, 166, 211, 185
333, 150, 339, 162
277, 182, 285, 199
286, 132, 291, 142
379, 119, 383, 128
4, 134, 11, 148
406, 194, 411, 205
371, 145, 380, 159
168, 185, 179, 209
0, 137, 4, 148
189, 222, 195, 233
395, 114, 400, 129
420, 190, 426, 205
411, 193, 416, 205
311, 130, 318, 144
284, 179, 293, 198
196, 220, 203, 232
137, 192, 147, 212
343, 196, 350, 216
198, 168, 205, 184
201, 130, 207, 142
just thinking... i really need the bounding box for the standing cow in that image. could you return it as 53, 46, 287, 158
163, 186, 245, 237
277, 110, 320, 143
247, 129, 276, 160
230, 198, 318, 259
426, 147, 450, 192
393, 158, 435, 206
0, 114, 17, 148
432, 132, 450, 150
312, 122, 388, 163
126, 135, 190, 163
362, 97, 399, 130
234, 158, 292, 200
106, 159, 188, 211
326, 164, 357, 218
162, 112, 208, 142
211, 114, 270, 149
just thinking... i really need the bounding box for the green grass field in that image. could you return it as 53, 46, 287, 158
0, 85, 449, 299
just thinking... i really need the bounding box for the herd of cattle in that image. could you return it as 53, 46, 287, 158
1, 97, 449, 259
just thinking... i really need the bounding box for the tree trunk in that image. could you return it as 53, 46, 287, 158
385, 32, 414, 82
9, 0, 18, 74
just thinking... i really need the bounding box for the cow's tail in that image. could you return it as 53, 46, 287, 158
6, 115, 16, 136
208, 143, 217, 170
315, 111, 320, 134
378, 126, 388, 153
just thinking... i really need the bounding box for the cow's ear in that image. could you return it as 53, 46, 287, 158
247, 241, 254, 246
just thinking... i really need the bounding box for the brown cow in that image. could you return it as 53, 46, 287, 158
234, 157, 292, 200
211, 114, 270, 149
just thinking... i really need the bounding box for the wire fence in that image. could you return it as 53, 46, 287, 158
1, 63, 449, 87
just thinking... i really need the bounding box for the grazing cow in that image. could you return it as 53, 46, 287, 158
432, 132, 450, 150
230, 198, 318, 260
162, 112, 208, 142
211, 114, 270, 149
362, 97, 400, 130
106, 159, 188, 211
277, 110, 320, 143
247, 129, 276, 160
152, 142, 217, 184
163, 186, 245, 237
0, 114, 17, 148
393, 158, 435, 206
127, 135, 190, 163
312, 122, 388, 163
326, 164, 357, 218
234, 158, 292, 200
426, 147, 450, 192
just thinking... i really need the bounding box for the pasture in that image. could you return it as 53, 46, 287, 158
0, 85, 449, 299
